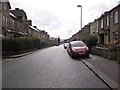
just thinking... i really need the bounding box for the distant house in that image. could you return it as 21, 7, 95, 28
90, 19, 98, 36
10, 8, 28, 37
69, 23, 90, 41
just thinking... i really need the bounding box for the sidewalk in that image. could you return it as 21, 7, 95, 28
81, 54, 118, 89
2, 47, 51, 59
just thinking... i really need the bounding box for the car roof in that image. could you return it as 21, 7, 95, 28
70, 41, 84, 44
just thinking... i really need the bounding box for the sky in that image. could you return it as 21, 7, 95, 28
9, 0, 119, 39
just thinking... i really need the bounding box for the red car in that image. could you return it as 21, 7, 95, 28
67, 41, 89, 58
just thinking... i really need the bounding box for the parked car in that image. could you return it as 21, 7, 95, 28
67, 41, 89, 58
63, 43, 69, 49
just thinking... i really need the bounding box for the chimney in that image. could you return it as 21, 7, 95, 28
27, 20, 32, 26
15, 8, 19, 10
33, 26, 37, 28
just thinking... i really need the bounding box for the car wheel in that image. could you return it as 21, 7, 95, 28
86, 54, 89, 58
70, 53, 74, 58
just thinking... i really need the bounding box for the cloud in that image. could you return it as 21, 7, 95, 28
47, 21, 62, 30
26, 9, 62, 32
9, 0, 119, 39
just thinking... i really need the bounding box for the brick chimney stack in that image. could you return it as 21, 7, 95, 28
27, 20, 32, 26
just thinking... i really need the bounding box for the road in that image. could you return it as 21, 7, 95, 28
3, 45, 110, 88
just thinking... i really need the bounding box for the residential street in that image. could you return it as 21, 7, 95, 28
2, 45, 111, 88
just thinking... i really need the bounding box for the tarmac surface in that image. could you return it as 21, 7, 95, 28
2, 46, 119, 89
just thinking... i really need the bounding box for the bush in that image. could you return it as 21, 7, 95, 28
2, 38, 46, 52
82, 35, 98, 48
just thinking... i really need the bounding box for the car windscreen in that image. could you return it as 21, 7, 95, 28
71, 42, 86, 47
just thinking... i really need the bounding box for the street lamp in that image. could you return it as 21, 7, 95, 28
77, 5, 82, 30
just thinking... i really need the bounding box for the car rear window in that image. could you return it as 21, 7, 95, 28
71, 41, 86, 47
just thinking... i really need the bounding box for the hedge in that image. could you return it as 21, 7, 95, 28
2, 38, 49, 53
81, 35, 98, 48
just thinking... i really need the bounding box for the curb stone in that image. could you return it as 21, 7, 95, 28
81, 60, 118, 90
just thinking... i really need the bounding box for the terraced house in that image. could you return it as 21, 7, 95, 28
109, 4, 120, 44
70, 3, 120, 46
1, 0, 12, 38
0, 0, 59, 46
10, 8, 28, 38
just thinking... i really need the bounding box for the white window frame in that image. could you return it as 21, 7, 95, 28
12, 19, 15, 29
5, 16, 8, 27
114, 11, 118, 24
101, 19, 103, 28
107, 16, 109, 26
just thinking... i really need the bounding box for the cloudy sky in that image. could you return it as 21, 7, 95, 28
9, 0, 119, 39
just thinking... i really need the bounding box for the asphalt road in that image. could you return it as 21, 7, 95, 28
3, 45, 110, 88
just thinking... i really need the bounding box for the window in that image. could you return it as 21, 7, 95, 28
3, 15, 5, 22
106, 16, 109, 26
4, 3, 7, 10
114, 11, 118, 24
2, 2, 7, 10
5, 16, 8, 27
101, 19, 103, 28
3, 15, 6, 26
113, 32, 118, 41
12, 20, 15, 29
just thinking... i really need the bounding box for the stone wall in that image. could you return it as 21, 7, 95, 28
91, 46, 117, 60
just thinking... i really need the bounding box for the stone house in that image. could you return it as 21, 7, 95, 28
98, 14, 104, 45
81, 24, 90, 38
10, 8, 28, 37
90, 19, 98, 36
69, 23, 90, 41
1, 0, 11, 37
109, 4, 120, 45
103, 11, 110, 45
69, 31, 80, 41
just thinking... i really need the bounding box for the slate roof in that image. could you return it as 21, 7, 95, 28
10, 8, 27, 20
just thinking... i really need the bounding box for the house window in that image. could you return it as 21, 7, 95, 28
6, 16, 8, 27
4, 3, 7, 10
101, 19, 103, 28
113, 32, 118, 41
2, 2, 7, 10
12, 20, 15, 29
114, 11, 118, 24
3, 15, 7, 26
106, 16, 109, 26
3, 15, 5, 23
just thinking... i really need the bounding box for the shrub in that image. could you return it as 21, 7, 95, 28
82, 35, 98, 48
2, 38, 44, 52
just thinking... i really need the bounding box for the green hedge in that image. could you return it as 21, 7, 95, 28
2, 38, 49, 52
81, 35, 98, 48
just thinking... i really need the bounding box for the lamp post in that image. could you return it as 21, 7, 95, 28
77, 5, 82, 30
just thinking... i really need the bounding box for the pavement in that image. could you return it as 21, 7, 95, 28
81, 54, 119, 90
2, 47, 49, 59
2, 48, 119, 89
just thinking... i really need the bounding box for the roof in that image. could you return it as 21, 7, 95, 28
10, 13, 17, 19
109, 4, 120, 12
10, 8, 27, 20
28, 25, 39, 32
